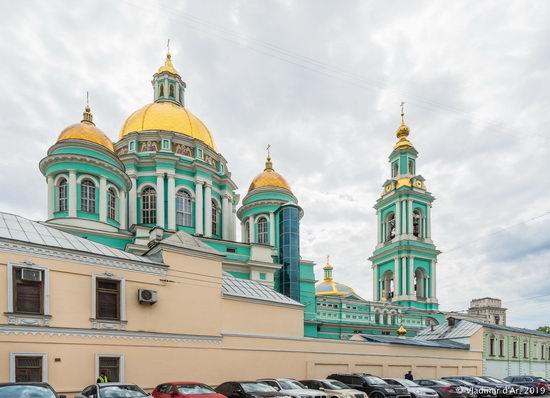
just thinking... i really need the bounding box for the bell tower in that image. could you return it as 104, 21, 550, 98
369, 104, 440, 310
152, 40, 187, 106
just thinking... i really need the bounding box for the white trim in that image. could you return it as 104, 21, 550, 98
96, 353, 125, 383
137, 182, 156, 194
175, 185, 195, 198
106, 183, 120, 196
91, 274, 126, 322
254, 214, 269, 223
53, 173, 69, 186
9, 352, 48, 382
76, 174, 99, 185
7, 262, 50, 315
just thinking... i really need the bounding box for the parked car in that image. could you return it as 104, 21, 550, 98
327, 373, 410, 398
502, 377, 548, 396
300, 379, 367, 398
442, 377, 510, 397
384, 378, 438, 398
415, 379, 466, 398
442, 379, 491, 398
76, 383, 151, 398
153, 382, 227, 398
478, 377, 530, 396
215, 381, 292, 398
257, 378, 327, 398
0, 382, 66, 398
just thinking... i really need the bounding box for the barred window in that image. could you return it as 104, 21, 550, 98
257, 217, 268, 244
99, 356, 120, 382
141, 187, 156, 224
211, 200, 218, 235
107, 188, 117, 220
15, 356, 43, 382
176, 190, 192, 226
58, 178, 67, 212
96, 279, 120, 320
81, 180, 96, 213
13, 267, 44, 315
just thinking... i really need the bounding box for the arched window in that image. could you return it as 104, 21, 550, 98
244, 221, 250, 243
176, 190, 192, 226
383, 312, 388, 325
159, 85, 164, 97
80, 180, 96, 213
142, 187, 156, 224
107, 188, 117, 220
414, 268, 426, 299
392, 161, 398, 177
413, 209, 422, 237
169, 84, 175, 97
375, 312, 380, 324
257, 217, 268, 244
211, 200, 218, 235
382, 270, 394, 300
391, 313, 397, 325
408, 159, 415, 174
57, 178, 68, 212
385, 213, 396, 241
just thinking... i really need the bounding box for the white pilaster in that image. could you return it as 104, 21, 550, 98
204, 183, 212, 237
231, 204, 237, 241
128, 175, 137, 227
47, 176, 54, 219
393, 256, 399, 298
99, 176, 107, 223
427, 204, 432, 238
409, 255, 415, 299
401, 256, 407, 296
195, 181, 204, 235
222, 194, 229, 240
431, 260, 437, 299
269, 212, 275, 246
248, 215, 254, 243
241, 222, 246, 243
156, 173, 165, 228
167, 173, 176, 230
372, 264, 378, 301
408, 199, 413, 235
119, 190, 127, 230
395, 201, 401, 236
377, 211, 382, 243
68, 170, 77, 217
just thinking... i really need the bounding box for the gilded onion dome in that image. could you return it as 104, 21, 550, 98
315, 256, 357, 297
397, 324, 408, 336
393, 106, 414, 151
249, 154, 292, 193
57, 105, 114, 151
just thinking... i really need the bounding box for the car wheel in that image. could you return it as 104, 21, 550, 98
370, 393, 384, 398
410, 394, 416, 398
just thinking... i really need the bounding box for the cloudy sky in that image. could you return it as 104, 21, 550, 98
0, 0, 549, 328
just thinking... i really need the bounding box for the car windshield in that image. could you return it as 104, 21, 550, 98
0, 385, 56, 398
279, 380, 306, 390
242, 383, 277, 393
471, 377, 490, 384
434, 381, 452, 386
482, 377, 505, 384
177, 384, 216, 395
99, 384, 149, 397
365, 376, 387, 385
323, 380, 349, 390
453, 380, 474, 386
399, 380, 419, 387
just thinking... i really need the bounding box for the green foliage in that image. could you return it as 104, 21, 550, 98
537, 326, 550, 334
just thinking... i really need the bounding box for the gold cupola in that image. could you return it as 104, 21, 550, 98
57, 103, 114, 151
393, 103, 414, 151
397, 324, 408, 337
248, 153, 292, 193
315, 257, 357, 297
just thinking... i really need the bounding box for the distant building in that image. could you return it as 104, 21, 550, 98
468, 297, 507, 326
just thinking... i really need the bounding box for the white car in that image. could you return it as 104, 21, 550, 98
384, 379, 437, 398
258, 379, 328, 398
300, 379, 368, 398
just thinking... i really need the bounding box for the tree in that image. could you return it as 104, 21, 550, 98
537, 326, 550, 334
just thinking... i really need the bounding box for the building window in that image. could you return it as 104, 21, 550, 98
176, 190, 192, 226
499, 339, 504, 357
107, 188, 116, 220
98, 356, 121, 382
413, 209, 422, 237
382, 312, 388, 324
96, 279, 120, 320
385, 212, 396, 241
375, 312, 380, 324
392, 161, 398, 177
11, 354, 47, 382
169, 84, 175, 97
541, 345, 545, 360
57, 178, 67, 212
259, 272, 266, 281
211, 200, 218, 235
159, 85, 164, 97
523, 342, 528, 359
490, 337, 495, 356
81, 179, 96, 213
161, 139, 170, 150
257, 217, 268, 244
141, 187, 156, 224
129, 141, 136, 152
244, 221, 250, 243
391, 314, 397, 325
408, 159, 415, 174
513, 341, 517, 358
13, 267, 44, 315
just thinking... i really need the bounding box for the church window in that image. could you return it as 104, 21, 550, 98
385, 212, 396, 241
57, 178, 68, 212
141, 187, 156, 224
392, 161, 398, 177
169, 84, 175, 97
382, 312, 388, 324
176, 190, 192, 226
391, 314, 397, 325
80, 179, 96, 213
107, 188, 116, 220
413, 209, 422, 237
414, 268, 426, 299
244, 221, 250, 243
129, 140, 136, 152
159, 84, 164, 97
211, 200, 218, 235
408, 159, 415, 174
375, 312, 380, 324
257, 217, 268, 244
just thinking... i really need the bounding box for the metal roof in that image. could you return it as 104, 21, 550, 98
470, 321, 550, 338
222, 273, 303, 307
354, 334, 469, 349
415, 319, 482, 340
0, 212, 160, 265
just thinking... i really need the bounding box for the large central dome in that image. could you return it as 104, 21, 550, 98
119, 102, 216, 150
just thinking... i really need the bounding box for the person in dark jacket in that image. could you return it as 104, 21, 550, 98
405, 371, 414, 381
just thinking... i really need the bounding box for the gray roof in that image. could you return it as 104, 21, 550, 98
415, 319, 482, 340
354, 334, 469, 349
0, 212, 159, 265
470, 320, 550, 338
158, 231, 221, 255
222, 272, 303, 307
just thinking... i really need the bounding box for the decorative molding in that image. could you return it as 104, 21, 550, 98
5, 313, 52, 327
91, 319, 128, 330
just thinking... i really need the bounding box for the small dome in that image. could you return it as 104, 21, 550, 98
119, 101, 216, 150
156, 52, 179, 75
316, 280, 356, 297
57, 106, 114, 151
249, 156, 291, 193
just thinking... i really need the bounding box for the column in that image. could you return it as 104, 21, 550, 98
68, 170, 77, 217
431, 260, 437, 299
47, 176, 54, 219
401, 256, 407, 297
395, 200, 401, 236
372, 264, 378, 300
222, 194, 229, 240
167, 173, 176, 230
99, 176, 107, 223
119, 190, 127, 230
393, 256, 400, 297
156, 173, 165, 228
269, 212, 275, 246
377, 211, 382, 243
248, 215, 254, 243
231, 204, 237, 241
408, 199, 413, 235
426, 204, 432, 238
204, 183, 212, 237
241, 222, 246, 243
195, 181, 204, 235
409, 255, 415, 298
128, 175, 137, 227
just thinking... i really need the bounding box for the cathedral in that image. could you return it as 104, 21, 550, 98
38, 48, 444, 339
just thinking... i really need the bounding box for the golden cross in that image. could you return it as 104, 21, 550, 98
266, 144, 271, 158
167, 39, 170, 53
326, 255, 330, 264
400, 101, 405, 123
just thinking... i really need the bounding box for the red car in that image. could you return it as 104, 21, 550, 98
153, 382, 227, 398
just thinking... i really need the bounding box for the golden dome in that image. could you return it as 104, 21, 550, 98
119, 101, 216, 150
157, 51, 179, 75
397, 324, 408, 336
393, 105, 414, 150
248, 156, 291, 193
57, 106, 114, 151
316, 258, 357, 297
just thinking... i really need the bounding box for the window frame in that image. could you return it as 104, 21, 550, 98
7, 262, 50, 316
57, 178, 68, 212
257, 216, 268, 244
95, 353, 124, 383
80, 179, 97, 213
9, 352, 48, 382
141, 186, 157, 225
176, 189, 193, 227
91, 275, 126, 323
211, 200, 219, 235
107, 187, 117, 221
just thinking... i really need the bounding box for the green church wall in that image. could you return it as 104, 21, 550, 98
52, 146, 120, 168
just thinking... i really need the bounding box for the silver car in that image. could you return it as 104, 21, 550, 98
258, 379, 328, 398
76, 383, 151, 398
384, 379, 438, 398
299, 379, 368, 398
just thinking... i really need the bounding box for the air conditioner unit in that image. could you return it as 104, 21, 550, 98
21, 268, 42, 282
138, 289, 158, 304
